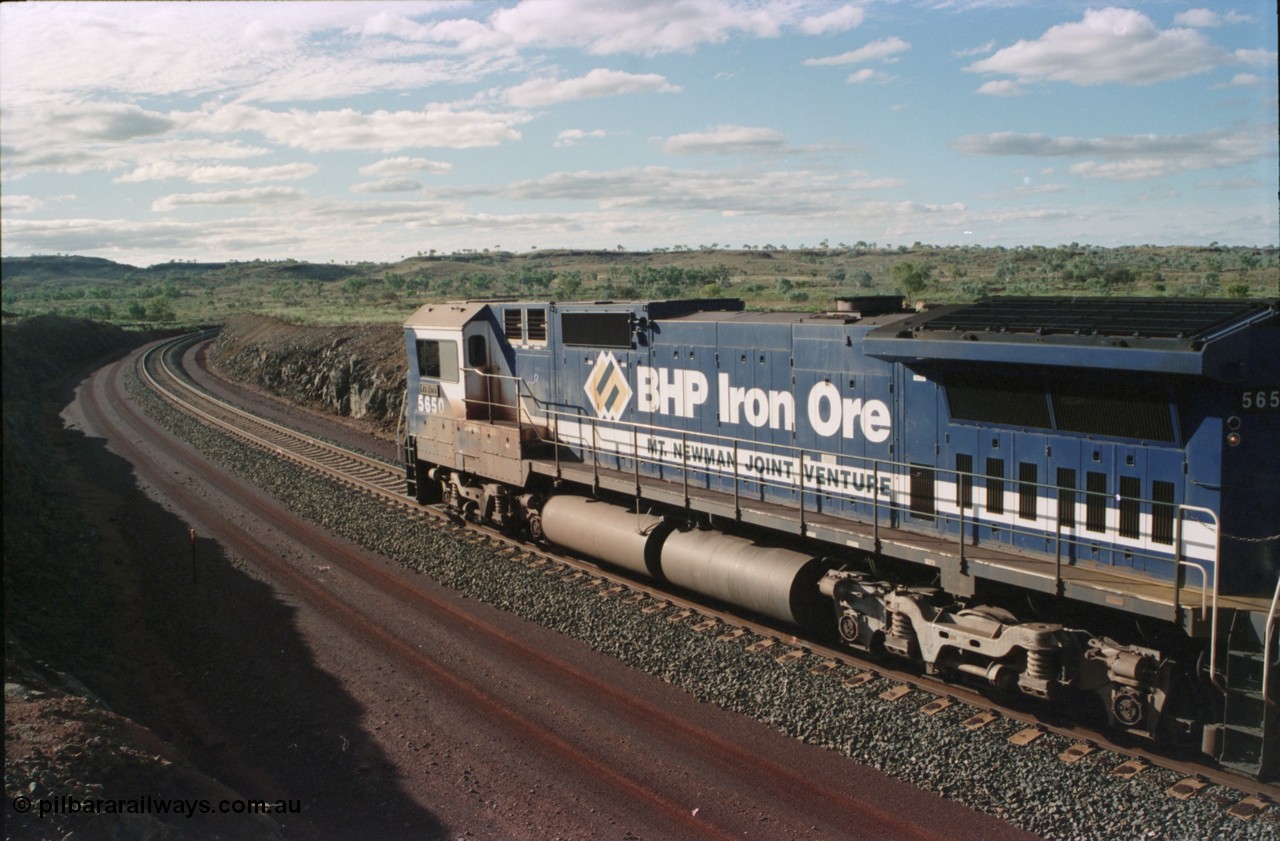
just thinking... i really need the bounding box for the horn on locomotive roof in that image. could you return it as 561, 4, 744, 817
831, 295, 911, 317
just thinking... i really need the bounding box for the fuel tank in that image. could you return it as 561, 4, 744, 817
541, 495, 829, 626
660, 528, 828, 626
539, 495, 669, 578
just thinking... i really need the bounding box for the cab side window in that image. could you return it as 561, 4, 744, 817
416, 339, 459, 382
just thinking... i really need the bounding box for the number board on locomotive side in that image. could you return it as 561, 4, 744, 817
1237, 387, 1280, 413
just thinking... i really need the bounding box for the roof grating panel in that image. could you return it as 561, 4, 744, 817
917, 297, 1272, 340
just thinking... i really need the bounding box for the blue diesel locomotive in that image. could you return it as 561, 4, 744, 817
401, 295, 1279, 779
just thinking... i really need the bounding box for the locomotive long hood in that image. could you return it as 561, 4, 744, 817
864, 297, 1279, 381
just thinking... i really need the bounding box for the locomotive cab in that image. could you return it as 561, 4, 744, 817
404, 302, 533, 501
406, 301, 517, 423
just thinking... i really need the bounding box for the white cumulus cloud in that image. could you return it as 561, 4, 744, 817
482, 0, 788, 56
185, 103, 529, 152
1, 194, 43, 213
806, 37, 910, 67
359, 157, 453, 177
152, 187, 308, 212
554, 129, 607, 148
952, 126, 1273, 181
1171, 8, 1253, 29
115, 161, 318, 184
503, 69, 681, 107
662, 125, 788, 156
1235, 48, 1278, 67
967, 8, 1229, 86
26, 102, 175, 142
1173, 9, 1222, 28
350, 178, 425, 194
847, 68, 891, 84
976, 80, 1025, 97
798, 5, 864, 35
1218, 73, 1262, 88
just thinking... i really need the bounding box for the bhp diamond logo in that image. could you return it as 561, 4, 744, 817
583, 351, 632, 421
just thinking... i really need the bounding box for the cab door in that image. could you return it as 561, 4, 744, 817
461, 313, 521, 422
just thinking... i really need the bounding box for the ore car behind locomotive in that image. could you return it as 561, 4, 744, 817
401, 295, 1279, 779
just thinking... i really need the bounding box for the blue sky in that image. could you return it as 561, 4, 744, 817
1, 1, 1275, 265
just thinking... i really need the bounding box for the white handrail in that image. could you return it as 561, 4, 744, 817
1177, 559, 1210, 620
1174, 503, 1224, 693
1265, 575, 1280, 707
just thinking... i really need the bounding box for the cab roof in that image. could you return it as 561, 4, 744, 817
404, 301, 489, 330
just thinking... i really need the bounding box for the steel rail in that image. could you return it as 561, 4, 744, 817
141, 334, 405, 500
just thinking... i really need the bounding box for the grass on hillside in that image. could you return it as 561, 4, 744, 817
3, 244, 1276, 328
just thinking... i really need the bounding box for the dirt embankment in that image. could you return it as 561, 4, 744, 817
5, 313, 405, 839
208, 316, 405, 438
3, 316, 283, 841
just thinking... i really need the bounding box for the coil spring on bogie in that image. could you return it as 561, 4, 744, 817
890, 610, 914, 641
1025, 649, 1054, 683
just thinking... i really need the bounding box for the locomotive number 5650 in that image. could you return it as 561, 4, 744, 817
1238, 388, 1280, 412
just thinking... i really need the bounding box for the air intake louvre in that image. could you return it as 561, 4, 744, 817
945, 378, 1051, 429
1052, 382, 1174, 442
526, 308, 547, 342
503, 308, 523, 341
943, 370, 1175, 442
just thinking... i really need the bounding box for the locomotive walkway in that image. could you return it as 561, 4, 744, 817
531, 457, 1268, 629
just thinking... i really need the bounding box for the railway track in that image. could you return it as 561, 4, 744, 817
143, 332, 406, 499
143, 332, 1279, 823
